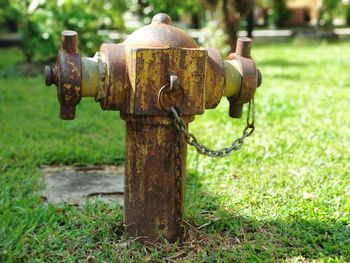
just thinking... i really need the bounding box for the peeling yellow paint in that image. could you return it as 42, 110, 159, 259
64, 83, 72, 89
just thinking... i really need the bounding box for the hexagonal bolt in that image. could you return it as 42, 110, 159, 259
45, 65, 56, 86
257, 69, 262, 87
236, 37, 252, 58
229, 103, 244, 118
151, 13, 172, 25
60, 105, 76, 120
61, 30, 78, 54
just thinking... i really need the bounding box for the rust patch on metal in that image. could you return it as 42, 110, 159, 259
204, 48, 225, 109
124, 14, 198, 49
227, 38, 258, 118
127, 48, 207, 116
99, 43, 130, 111
123, 117, 188, 242
45, 30, 82, 120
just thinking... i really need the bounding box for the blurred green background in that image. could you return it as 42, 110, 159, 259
1, 0, 350, 63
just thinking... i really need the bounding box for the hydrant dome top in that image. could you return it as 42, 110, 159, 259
124, 13, 198, 48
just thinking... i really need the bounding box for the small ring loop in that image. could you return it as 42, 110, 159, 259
158, 83, 185, 112
243, 124, 255, 137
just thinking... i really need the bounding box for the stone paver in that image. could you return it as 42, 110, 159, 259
41, 166, 124, 207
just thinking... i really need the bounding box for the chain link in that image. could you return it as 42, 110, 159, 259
170, 99, 255, 158
174, 123, 183, 239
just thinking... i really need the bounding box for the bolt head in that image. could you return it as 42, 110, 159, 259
257, 69, 262, 87
151, 13, 172, 25
236, 37, 252, 58
61, 30, 78, 53
45, 65, 53, 86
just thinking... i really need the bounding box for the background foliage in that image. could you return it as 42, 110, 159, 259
1, 0, 350, 62
269, 0, 291, 27
0, 0, 127, 62
136, 0, 203, 24
319, 0, 341, 26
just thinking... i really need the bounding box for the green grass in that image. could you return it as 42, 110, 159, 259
0, 40, 350, 262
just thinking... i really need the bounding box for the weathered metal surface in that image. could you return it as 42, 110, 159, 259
151, 13, 173, 25
204, 48, 225, 109
236, 37, 252, 58
122, 114, 190, 242
45, 30, 82, 120
226, 38, 260, 118
124, 14, 197, 49
127, 48, 207, 116
223, 59, 241, 98
81, 56, 99, 97
99, 43, 130, 110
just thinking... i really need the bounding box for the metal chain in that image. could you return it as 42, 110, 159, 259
159, 73, 256, 241
170, 99, 255, 158
174, 122, 183, 239
159, 73, 184, 239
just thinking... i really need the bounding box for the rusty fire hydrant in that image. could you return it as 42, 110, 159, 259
45, 13, 262, 242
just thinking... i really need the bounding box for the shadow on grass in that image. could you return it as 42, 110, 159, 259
182, 172, 350, 261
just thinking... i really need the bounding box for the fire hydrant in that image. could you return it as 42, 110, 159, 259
45, 13, 262, 242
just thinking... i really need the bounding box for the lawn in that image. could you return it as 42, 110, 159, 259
0, 40, 350, 262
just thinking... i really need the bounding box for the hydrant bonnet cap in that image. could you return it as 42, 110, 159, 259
124, 13, 198, 48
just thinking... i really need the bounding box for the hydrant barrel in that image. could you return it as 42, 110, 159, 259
123, 116, 190, 241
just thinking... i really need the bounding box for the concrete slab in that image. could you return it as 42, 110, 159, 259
41, 166, 124, 207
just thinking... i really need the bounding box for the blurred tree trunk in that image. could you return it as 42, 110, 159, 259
22, 18, 33, 63
222, 0, 239, 52
191, 14, 201, 29
137, 0, 148, 17
205, 0, 254, 52
246, 4, 254, 38
18, 0, 34, 63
